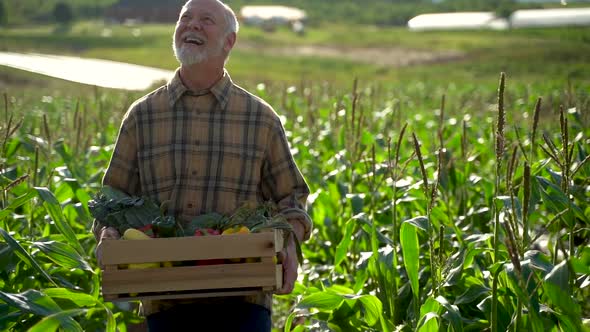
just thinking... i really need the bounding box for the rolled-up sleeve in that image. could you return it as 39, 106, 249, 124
102, 109, 140, 195
92, 107, 141, 240
261, 119, 313, 241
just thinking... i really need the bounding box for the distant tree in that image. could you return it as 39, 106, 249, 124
0, 0, 7, 26
496, 0, 518, 18
53, 2, 74, 25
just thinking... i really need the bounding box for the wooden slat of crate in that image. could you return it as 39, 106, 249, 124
105, 289, 264, 302
103, 262, 274, 294
101, 230, 285, 301
103, 263, 283, 301
101, 231, 282, 265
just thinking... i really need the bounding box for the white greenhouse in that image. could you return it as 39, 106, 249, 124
407, 12, 509, 31
239, 6, 306, 26
510, 8, 590, 28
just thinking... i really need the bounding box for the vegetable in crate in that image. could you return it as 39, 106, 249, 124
221, 225, 250, 235
152, 215, 183, 238
90, 187, 302, 269
90, 188, 302, 261
193, 228, 224, 265
88, 186, 183, 237
194, 228, 221, 236
121, 228, 160, 269
220, 226, 260, 263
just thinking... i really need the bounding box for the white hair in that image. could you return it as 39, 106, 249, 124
220, 1, 240, 35
182, 0, 240, 35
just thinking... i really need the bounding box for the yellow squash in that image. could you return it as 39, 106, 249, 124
222, 226, 253, 262
122, 228, 160, 269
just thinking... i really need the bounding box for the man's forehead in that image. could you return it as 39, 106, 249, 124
182, 0, 223, 13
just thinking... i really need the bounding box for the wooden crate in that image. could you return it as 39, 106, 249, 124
101, 230, 283, 301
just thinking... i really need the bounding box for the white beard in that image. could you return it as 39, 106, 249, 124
173, 35, 225, 66
174, 43, 207, 65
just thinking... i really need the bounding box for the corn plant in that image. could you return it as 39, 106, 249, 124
0, 74, 589, 332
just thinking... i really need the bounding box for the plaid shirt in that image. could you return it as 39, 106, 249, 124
97, 69, 312, 236
94, 69, 312, 314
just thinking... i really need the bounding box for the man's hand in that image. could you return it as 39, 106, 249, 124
275, 234, 298, 294
95, 227, 120, 269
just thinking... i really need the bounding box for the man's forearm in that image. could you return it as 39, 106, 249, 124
288, 218, 306, 243
91, 219, 106, 242
281, 207, 312, 241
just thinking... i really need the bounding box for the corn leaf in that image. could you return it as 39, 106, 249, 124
543, 261, 581, 314
27, 308, 85, 332
0, 189, 36, 220
297, 292, 344, 311
0, 228, 57, 286
357, 294, 383, 326
54, 140, 85, 181
417, 312, 439, 332
283, 311, 297, 332
435, 295, 463, 332
334, 216, 357, 268
404, 216, 429, 232
31, 241, 93, 272
43, 288, 116, 332
401, 219, 421, 299
0, 289, 61, 316
455, 284, 490, 305
35, 187, 85, 256
535, 177, 587, 225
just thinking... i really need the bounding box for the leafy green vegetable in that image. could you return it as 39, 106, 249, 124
88, 188, 298, 255
152, 216, 183, 237
183, 212, 227, 235
87, 186, 162, 235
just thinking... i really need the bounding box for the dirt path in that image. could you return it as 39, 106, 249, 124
237, 42, 464, 67
0, 52, 173, 91
0, 45, 462, 90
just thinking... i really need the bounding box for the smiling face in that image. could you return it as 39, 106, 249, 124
172, 0, 235, 66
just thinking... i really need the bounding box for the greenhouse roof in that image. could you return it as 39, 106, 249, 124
239, 6, 306, 22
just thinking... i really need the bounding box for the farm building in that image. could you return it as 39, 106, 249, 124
407, 12, 509, 31
510, 8, 590, 28
239, 5, 306, 26
408, 7, 590, 30
239, 5, 307, 33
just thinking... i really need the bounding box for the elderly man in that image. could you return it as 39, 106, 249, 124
92, 0, 312, 330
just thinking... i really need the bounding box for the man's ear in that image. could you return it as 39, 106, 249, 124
224, 32, 236, 53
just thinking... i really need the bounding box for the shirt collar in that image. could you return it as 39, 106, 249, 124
167, 68, 232, 110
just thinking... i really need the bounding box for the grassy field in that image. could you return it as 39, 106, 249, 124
1, 21, 590, 86
0, 21, 589, 332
